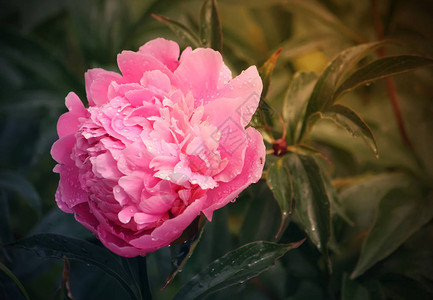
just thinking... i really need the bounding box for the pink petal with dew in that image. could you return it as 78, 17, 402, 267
202, 127, 265, 220
73, 203, 99, 233
91, 152, 123, 181
51, 134, 76, 165
57, 93, 88, 138
89, 204, 145, 257
118, 173, 144, 202
134, 212, 162, 226
173, 48, 231, 104
140, 70, 171, 93
203, 98, 248, 182
117, 50, 173, 83
118, 205, 138, 223
216, 66, 262, 127
129, 195, 206, 252
85, 68, 123, 107
139, 38, 180, 72
139, 194, 176, 215
54, 164, 88, 213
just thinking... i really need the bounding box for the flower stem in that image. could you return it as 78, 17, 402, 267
137, 256, 152, 300
371, 0, 413, 149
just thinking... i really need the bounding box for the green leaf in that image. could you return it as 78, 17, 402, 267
283, 72, 317, 144
0, 172, 41, 218
306, 104, 378, 155
338, 173, 413, 230
0, 261, 30, 300
287, 144, 331, 165
151, 14, 201, 48
239, 182, 282, 244
163, 216, 206, 289
342, 273, 371, 300
11, 234, 138, 299
285, 154, 331, 267
267, 158, 293, 238
351, 189, 433, 278
258, 48, 282, 99
335, 55, 433, 98
321, 171, 354, 226
299, 41, 385, 141
173, 240, 304, 300
200, 0, 223, 51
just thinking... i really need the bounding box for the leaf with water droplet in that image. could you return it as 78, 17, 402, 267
162, 215, 206, 289
173, 240, 304, 300
299, 41, 387, 141
266, 158, 293, 238
285, 153, 331, 270
335, 54, 433, 99
305, 104, 378, 155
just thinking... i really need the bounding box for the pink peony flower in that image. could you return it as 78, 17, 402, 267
51, 38, 265, 257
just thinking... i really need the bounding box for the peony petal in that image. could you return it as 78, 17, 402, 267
129, 195, 205, 251
139, 38, 180, 72
57, 93, 88, 138
117, 50, 173, 83
91, 152, 123, 181
140, 70, 171, 93
118, 174, 144, 202
118, 205, 138, 224
85, 68, 123, 107
51, 134, 75, 165
173, 48, 229, 104
202, 127, 265, 220
203, 98, 248, 182
215, 66, 262, 127
54, 164, 89, 212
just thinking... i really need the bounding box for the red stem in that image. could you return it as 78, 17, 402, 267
371, 0, 412, 148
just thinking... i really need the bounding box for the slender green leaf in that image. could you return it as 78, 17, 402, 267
267, 158, 293, 237
335, 55, 433, 98
0, 172, 41, 218
287, 144, 330, 165
326, 104, 377, 155
0, 261, 30, 300
163, 217, 206, 289
239, 182, 282, 244
283, 72, 317, 144
173, 240, 304, 300
259, 48, 282, 99
151, 14, 201, 48
11, 234, 138, 299
351, 190, 433, 278
321, 172, 354, 226
200, 0, 223, 51
286, 154, 331, 266
299, 42, 385, 141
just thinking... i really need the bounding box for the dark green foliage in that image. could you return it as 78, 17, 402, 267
1, 0, 433, 299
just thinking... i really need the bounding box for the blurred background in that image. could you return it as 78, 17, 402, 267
1, 0, 433, 299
